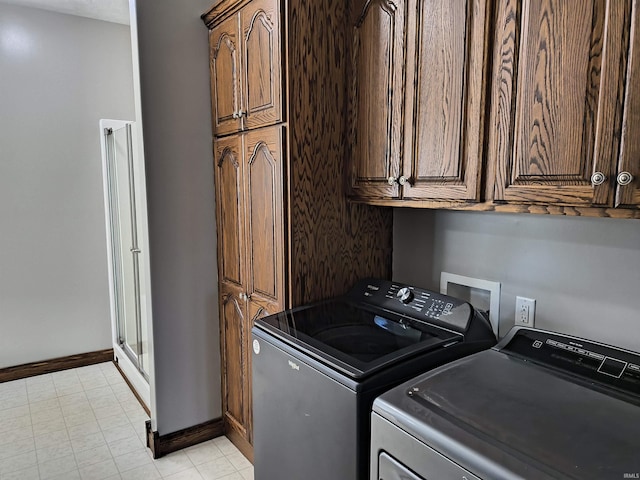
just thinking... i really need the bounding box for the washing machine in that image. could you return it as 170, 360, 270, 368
251, 278, 496, 480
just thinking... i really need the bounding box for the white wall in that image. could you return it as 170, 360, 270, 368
133, 0, 221, 435
393, 209, 640, 353
0, 3, 135, 368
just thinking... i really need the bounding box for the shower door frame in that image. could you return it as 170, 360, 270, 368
100, 118, 154, 409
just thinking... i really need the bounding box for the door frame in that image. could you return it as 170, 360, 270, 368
99, 118, 155, 410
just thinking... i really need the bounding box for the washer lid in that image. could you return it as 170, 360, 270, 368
374, 349, 640, 480
255, 299, 461, 380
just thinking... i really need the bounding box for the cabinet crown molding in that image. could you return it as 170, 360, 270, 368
202, 0, 253, 27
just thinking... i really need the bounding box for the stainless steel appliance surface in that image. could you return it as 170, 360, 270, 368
371, 326, 640, 480
251, 278, 496, 480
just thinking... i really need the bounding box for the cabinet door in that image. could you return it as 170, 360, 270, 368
214, 135, 246, 289
219, 282, 248, 439
401, 0, 489, 200
489, 0, 628, 206
240, 0, 282, 130
617, 0, 640, 208
244, 126, 286, 311
210, 15, 243, 136
348, 0, 406, 199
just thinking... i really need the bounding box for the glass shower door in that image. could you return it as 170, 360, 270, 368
105, 124, 147, 378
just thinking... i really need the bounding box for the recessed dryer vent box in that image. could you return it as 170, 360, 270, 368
440, 272, 501, 338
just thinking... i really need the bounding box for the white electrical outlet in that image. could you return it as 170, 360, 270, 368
515, 296, 536, 327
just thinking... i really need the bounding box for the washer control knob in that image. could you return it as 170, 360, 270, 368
396, 287, 414, 304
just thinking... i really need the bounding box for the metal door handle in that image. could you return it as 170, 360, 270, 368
591, 172, 606, 186
617, 171, 634, 186
130, 247, 141, 254
398, 175, 411, 186
387, 176, 398, 186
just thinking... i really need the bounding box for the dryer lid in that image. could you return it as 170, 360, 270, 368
374, 342, 640, 480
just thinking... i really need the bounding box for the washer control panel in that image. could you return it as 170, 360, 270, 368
349, 278, 473, 333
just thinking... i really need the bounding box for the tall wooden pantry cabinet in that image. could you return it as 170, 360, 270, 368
202, 0, 393, 458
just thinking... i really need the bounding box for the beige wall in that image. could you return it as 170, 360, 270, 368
393, 209, 640, 352
0, 3, 135, 368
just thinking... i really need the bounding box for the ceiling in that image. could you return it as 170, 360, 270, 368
0, 0, 129, 25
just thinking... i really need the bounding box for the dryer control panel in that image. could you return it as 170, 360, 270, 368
501, 328, 640, 400
348, 278, 474, 333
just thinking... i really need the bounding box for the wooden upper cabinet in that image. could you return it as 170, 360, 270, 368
402, 0, 489, 200
209, 0, 282, 136
241, 0, 282, 130
617, 0, 640, 208
489, 0, 628, 207
210, 15, 242, 136
214, 134, 245, 288
244, 127, 285, 310
349, 0, 405, 199
348, 0, 489, 201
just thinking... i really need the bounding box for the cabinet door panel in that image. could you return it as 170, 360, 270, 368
214, 135, 245, 288
617, 0, 640, 208
402, 0, 488, 200
241, 0, 282, 129
490, 0, 627, 206
244, 126, 285, 309
211, 15, 242, 136
220, 283, 247, 437
349, 0, 405, 199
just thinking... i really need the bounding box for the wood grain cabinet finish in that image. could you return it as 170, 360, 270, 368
240, 0, 282, 130
218, 283, 248, 440
210, 15, 242, 136
204, 0, 393, 457
214, 135, 249, 444
403, 0, 489, 201
214, 135, 245, 288
349, 0, 405, 199
488, 0, 634, 208
349, 0, 640, 217
617, 0, 640, 208
348, 0, 491, 202
209, 0, 282, 136
213, 126, 285, 451
218, 282, 279, 447
243, 127, 285, 310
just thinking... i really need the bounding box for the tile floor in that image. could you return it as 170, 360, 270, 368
0, 362, 254, 480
